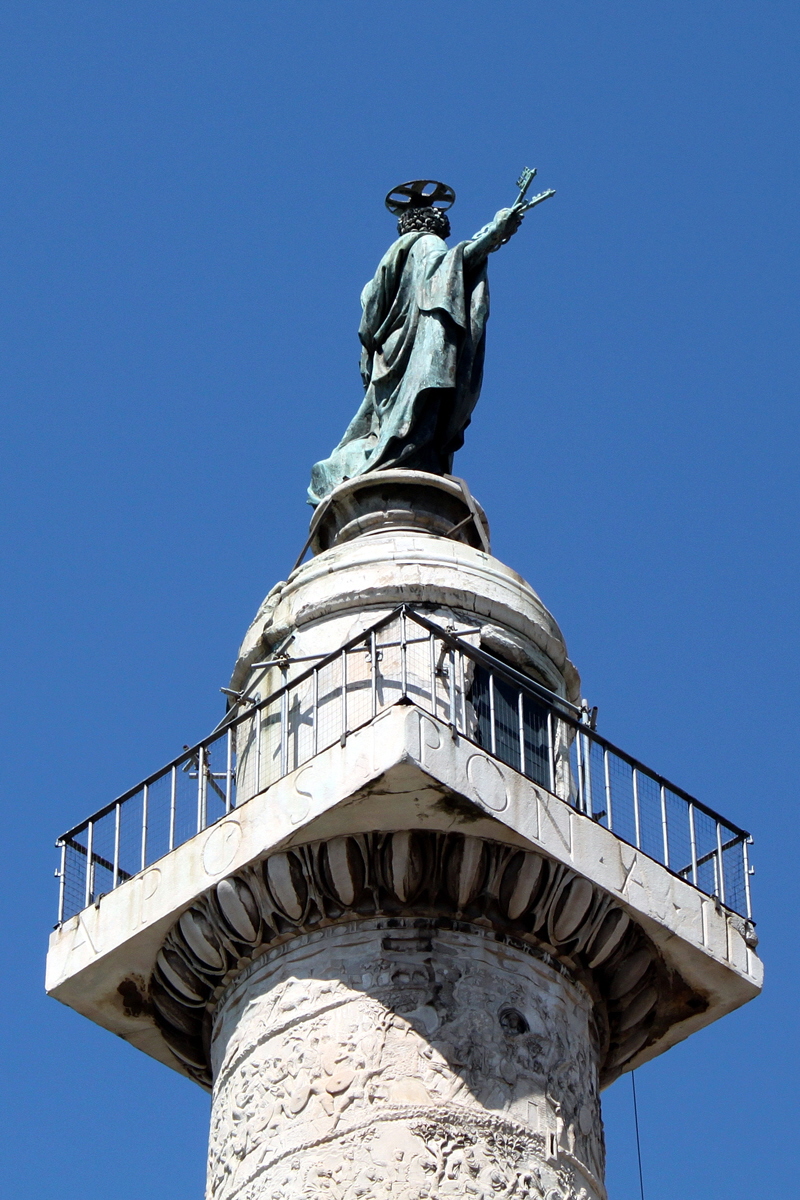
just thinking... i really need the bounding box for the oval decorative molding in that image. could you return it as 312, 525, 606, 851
149, 831, 705, 1088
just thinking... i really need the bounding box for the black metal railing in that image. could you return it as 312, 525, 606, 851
56, 607, 753, 923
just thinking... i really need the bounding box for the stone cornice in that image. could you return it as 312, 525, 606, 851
151, 829, 703, 1089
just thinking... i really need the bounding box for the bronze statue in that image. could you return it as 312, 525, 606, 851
309, 172, 554, 505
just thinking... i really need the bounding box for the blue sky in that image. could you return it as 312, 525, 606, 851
1, 3, 797, 1196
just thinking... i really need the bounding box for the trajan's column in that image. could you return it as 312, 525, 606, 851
47, 175, 761, 1200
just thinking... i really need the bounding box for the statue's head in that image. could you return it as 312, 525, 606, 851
397, 206, 451, 238
385, 179, 455, 241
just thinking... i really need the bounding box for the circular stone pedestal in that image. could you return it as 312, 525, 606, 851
308, 470, 491, 554
206, 920, 605, 1200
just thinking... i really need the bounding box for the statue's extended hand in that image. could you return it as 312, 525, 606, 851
494, 205, 526, 243
465, 201, 536, 264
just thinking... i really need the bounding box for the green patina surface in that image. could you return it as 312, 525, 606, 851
309, 181, 554, 506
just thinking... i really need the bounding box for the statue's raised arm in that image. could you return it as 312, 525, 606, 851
309, 172, 555, 505
464, 170, 556, 266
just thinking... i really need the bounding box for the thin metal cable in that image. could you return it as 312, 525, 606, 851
631, 1070, 645, 1200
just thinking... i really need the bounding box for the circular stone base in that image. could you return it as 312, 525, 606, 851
308, 470, 491, 554
207, 919, 605, 1200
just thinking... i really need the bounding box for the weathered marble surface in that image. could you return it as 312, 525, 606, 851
229, 517, 580, 704
208, 921, 604, 1200
307, 472, 491, 555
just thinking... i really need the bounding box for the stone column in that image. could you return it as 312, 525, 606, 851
45, 473, 762, 1200
154, 827, 672, 1200
207, 919, 605, 1200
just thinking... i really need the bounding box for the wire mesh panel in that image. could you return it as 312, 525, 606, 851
117, 787, 145, 882
691, 805, 722, 897
342, 641, 377, 734
403, 632, 437, 712
235, 710, 261, 807
552, 717, 577, 806
471, 666, 492, 755
373, 617, 405, 710
604, 752, 637, 847
632, 770, 664, 864
62, 835, 89, 918
204, 732, 234, 825
142, 772, 172, 866
663, 788, 692, 878
263, 701, 287, 791
88, 809, 117, 900
521, 693, 550, 789
422, 640, 457, 726
494, 675, 523, 771
721, 824, 748, 915
583, 738, 606, 823
169, 757, 198, 847
470, 669, 551, 789
314, 655, 344, 754
285, 676, 315, 771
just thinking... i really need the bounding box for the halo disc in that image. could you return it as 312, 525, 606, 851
385, 179, 456, 215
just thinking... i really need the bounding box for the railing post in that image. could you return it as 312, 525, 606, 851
280, 667, 290, 775
113, 801, 121, 889
313, 668, 320, 756
428, 629, 437, 717
56, 840, 66, 924
448, 649, 456, 734
169, 766, 177, 851
84, 821, 94, 910
547, 711, 555, 794
603, 747, 613, 830
583, 732, 594, 817
141, 784, 149, 870
660, 784, 670, 868
488, 671, 497, 756
340, 648, 348, 746
716, 821, 726, 907
632, 768, 641, 849
254, 708, 262, 795
400, 609, 408, 698
196, 748, 206, 833
518, 689, 526, 776
225, 727, 233, 813
371, 631, 378, 720
688, 803, 698, 886
457, 650, 466, 734
743, 835, 754, 920
575, 726, 585, 813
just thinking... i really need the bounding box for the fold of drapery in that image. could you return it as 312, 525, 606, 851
309, 231, 489, 505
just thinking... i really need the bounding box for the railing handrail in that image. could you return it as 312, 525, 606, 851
55, 603, 751, 850
402, 607, 751, 840
57, 606, 409, 842
404, 607, 584, 718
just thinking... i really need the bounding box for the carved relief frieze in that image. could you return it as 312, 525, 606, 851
206, 921, 606, 1200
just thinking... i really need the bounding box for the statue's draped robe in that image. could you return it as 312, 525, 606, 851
309, 232, 489, 504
